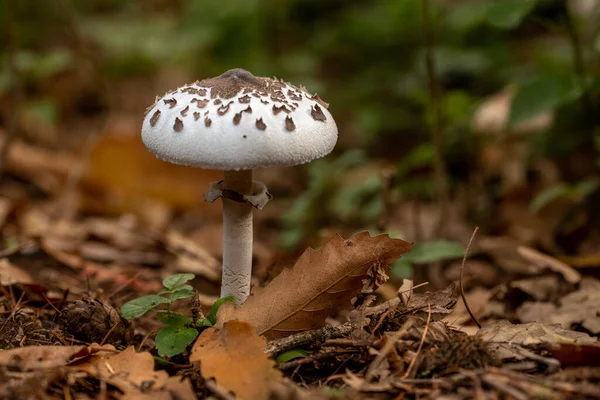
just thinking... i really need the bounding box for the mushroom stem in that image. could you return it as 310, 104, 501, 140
221, 169, 254, 304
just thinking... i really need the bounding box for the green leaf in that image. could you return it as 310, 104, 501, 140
155, 325, 198, 357
206, 296, 236, 325
396, 144, 434, 177
486, 0, 536, 29
163, 273, 195, 290
168, 285, 195, 302
156, 311, 193, 327
196, 318, 214, 327
120, 295, 169, 320
530, 183, 571, 213
391, 258, 414, 278
509, 73, 580, 126
403, 240, 465, 264
275, 349, 309, 364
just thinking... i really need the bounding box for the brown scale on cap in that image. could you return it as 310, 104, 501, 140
198, 88, 207, 96
213, 99, 222, 105
204, 117, 212, 127
256, 118, 267, 131
311, 104, 327, 121
272, 104, 290, 115
163, 98, 177, 108
285, 116, 296, 132
195, 99, 209, 108
150, 110, 161, 127
193, 112, 200, 121
260, 99, 269, 104
288, 90, 302, 101
144, 95, 160, 116
311, 93, 329, 108
238, 95, 251, 104
233, 105, 253, 125
181, 87, 199, 95
217, 101, 234, 116
180, 105, 189, 117
174, 117, 184, 132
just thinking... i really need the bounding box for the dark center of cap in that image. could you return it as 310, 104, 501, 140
200, 68, 266, 99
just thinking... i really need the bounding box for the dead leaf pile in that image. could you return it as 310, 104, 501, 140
0, 344, 194, 399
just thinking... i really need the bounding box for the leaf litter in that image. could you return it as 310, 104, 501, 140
1, 129, 600, 399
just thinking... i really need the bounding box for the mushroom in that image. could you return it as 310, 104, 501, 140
141, 68, 338, 304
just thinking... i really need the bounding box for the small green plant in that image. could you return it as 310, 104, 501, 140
120, 273, 234, 357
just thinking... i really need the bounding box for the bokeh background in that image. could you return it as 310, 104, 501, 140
1, 0, 600, 287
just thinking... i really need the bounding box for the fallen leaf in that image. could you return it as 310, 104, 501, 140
509, 275, 561, 301
516, 277, 600, 333
0, 344, 116, 370
85, 125, 223, 213
478, 320, 598, 346
517, 246, 581, 284
190, 320, 282, 400
0, 258, 34, 285
218, 231, 412, 339
165, 229, 220, 281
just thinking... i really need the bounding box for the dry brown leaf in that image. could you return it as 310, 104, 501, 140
85, 126, 223, 213
165, 229, 220, 281
0, 344, 116, 370
0, 258, 34, 285
517, 277, 600, 333
217, 231, 412, 339
517, 246, 581, 284
478, 320, 598, 346
77, 346, 196, 398
190, 320, 282, 400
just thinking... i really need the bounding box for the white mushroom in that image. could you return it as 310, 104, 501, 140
141, 68, 338, 304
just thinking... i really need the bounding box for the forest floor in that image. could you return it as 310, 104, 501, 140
1, 128, 600, 400
1, 70, 600, 399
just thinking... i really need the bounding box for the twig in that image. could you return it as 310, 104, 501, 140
402, 302, 431, 379
421, 0, 450, 237
365, 318, 413, 381
504, 344, 561, 372
0, 0, 24, 176
277, 348, 361, 371
460, 226, 481, 328
264, 323, 354, 356
100, 319, 120, 346
481, 375, 529, 400
205, 379, 237, 400
365, 281, 429, 317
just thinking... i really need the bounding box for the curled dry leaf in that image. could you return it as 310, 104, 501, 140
478, 320, 598, 346
190, 320, 282, 400
217, 231, 412, 339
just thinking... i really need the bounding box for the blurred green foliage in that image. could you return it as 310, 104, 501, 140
2, 0, 600, 253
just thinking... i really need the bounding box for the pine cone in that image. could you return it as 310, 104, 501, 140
60, 298, 132, 346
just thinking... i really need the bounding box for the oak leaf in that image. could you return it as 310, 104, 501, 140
217, 231, 412, 339
190, 320, 282, 400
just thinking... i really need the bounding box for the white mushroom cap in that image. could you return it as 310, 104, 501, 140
142, 69, 338, 170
